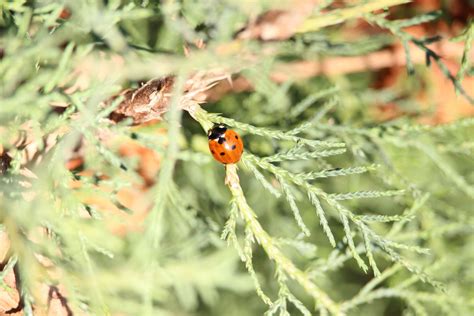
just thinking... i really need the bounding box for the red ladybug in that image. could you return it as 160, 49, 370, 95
208, 124, 244, 164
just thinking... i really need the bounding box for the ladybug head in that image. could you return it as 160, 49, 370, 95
208, 123, 227, 139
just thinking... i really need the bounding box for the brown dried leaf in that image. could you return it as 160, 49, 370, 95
108, 70, 230, 124
111, 77, 175, 124
0, 269, 20, 315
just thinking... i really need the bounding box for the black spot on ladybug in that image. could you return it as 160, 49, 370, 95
232, 145, 236, 150
211, 150, 215, 154
220, 152, 225, 156
218, 137, 225, 144
235, 135, 238, 139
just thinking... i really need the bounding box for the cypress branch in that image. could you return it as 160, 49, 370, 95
225, 164, 342, 315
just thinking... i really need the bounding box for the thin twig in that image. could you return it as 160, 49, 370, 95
224, 163, 342, 316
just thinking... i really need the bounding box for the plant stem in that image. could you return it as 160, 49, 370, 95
298, 0, 411, 33
225, 163, 342, 316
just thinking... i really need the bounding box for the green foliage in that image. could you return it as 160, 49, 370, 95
455, 19, 473, 84
365, 13, 473, 104
1, 1, 473, 316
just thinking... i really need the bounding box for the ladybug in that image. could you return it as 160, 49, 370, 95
208, 124, 244, 164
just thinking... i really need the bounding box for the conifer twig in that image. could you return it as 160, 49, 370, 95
297, 0, 410, 33
365, 13, 474, 104
224, 163, 342, 315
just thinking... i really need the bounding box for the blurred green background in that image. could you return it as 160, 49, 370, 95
0, 0, 473, 315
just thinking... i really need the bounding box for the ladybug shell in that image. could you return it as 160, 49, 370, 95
208, 124, 244, 164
